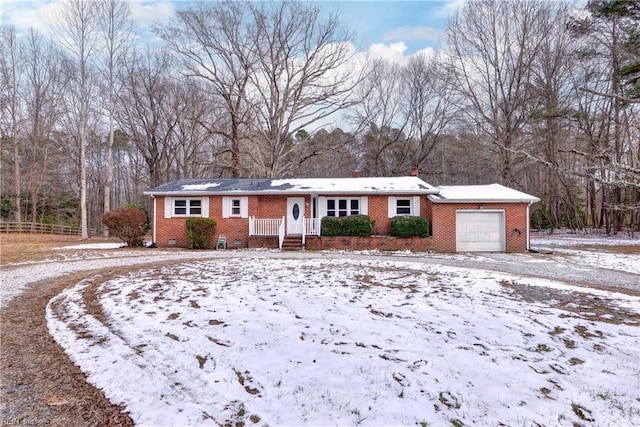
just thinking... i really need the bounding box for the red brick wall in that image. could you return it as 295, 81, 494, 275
154, 194, 534, 253
155, 195, 305, 248
427, 201, 531, 253
305, 236, 435, 251
155, 195, 255, 248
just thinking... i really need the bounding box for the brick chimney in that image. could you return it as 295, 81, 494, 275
352, 170, 362, 178
410, 166, 419, 176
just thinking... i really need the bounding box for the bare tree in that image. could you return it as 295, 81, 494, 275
352, 59, 408, 176
526, 2, 579, 228
116, 49, 179, 188
402, 53, 456, 175
446, 0, 553, 185
22, 30, 68, 227
0, 26, 24, 223
154, 1, 256, 177
97, 0, 133, 235
49, 0, 100, 239
247, 0, 363, 177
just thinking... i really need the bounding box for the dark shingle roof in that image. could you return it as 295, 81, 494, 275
145, 177, 439, 196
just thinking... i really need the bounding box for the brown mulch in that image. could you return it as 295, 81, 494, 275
1, 268, 136, 427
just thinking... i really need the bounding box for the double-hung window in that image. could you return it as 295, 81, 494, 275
173, 199, 202, 216
388, 196, 421, 217
222, 196, 248, 218
395, 198, 412, 215
231, 199, 242, 217
326, 198, 360, 217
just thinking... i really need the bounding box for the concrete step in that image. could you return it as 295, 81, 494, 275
281, 236, 303, 251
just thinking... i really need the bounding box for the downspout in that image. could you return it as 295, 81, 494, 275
151, 195, 157, 244
526, 201, 533, 251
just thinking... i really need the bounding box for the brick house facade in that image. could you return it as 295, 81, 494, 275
146, 178, 538, 253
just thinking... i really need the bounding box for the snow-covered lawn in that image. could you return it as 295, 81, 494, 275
47, 257, 640, 427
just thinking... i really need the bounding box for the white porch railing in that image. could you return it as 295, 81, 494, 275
304, 217, 321, 236
278, 216, 285, 249
249, 215, 317, 250
249, 216, 283, 236
302, 216, 320, 246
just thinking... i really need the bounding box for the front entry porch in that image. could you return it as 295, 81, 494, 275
248, 216, 320, 250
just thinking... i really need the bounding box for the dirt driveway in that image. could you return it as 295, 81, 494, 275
1, 234, 638, 425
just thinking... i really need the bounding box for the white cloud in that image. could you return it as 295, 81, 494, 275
433, 0, 466, 18
367, 42, 409, 64
1, 1, 61, 35
383, 25, 440, 42
128, 1, 175, 26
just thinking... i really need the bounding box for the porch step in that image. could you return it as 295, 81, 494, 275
281, 235, 303, 251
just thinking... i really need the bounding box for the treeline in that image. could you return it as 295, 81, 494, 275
1, 0, 639, 236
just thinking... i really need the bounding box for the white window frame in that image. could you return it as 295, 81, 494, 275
164, 197, 209, 218
325, 198, 361, 217
318, 196, 368, 219
388, 196, 421, 217
223, 196, 248, 218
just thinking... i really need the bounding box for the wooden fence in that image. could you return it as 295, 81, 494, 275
0, 222, 97, 236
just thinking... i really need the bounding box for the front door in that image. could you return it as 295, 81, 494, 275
287, 197, 305, 234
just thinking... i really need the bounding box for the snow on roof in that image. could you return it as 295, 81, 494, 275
180, 182, 221, 191
146, 176, 438, 195
428, 184, 539, 203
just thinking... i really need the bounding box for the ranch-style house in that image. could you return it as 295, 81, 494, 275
145, 171, 539, 253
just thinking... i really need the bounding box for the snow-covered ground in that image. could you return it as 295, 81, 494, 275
47, 255, 640, 427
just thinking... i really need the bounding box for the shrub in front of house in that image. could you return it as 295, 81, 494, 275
390, 216, 430, 238
321, 216, 343, 236
124, 203, 151, 230
322, 214, 373, 237
102, 206, 150, 247
186, 217, 217, 249
341, 214, 373, 237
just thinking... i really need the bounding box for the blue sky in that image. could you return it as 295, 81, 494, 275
1, 0, 462, 59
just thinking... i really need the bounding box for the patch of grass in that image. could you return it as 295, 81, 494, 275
549, 326, 566, 336
571, 403, 595, 422
249, 414, 260, 423
0, 233, 108, 264
563, 339, 576, 349
568, 357, 584, 366
165, 332, 179, 341
439, 391, 461, 410
532, 343, 552, 353
196, 355, 207, 369
540, 387, 554, 399
450, 419, 464, 427
549, 363, 568, 375
575, 324, 603, 339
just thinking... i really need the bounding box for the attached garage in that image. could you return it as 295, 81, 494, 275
455, 210, 505, 252
427, 184, 540, 253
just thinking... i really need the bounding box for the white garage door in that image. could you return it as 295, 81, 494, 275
456, 210, 505, 252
